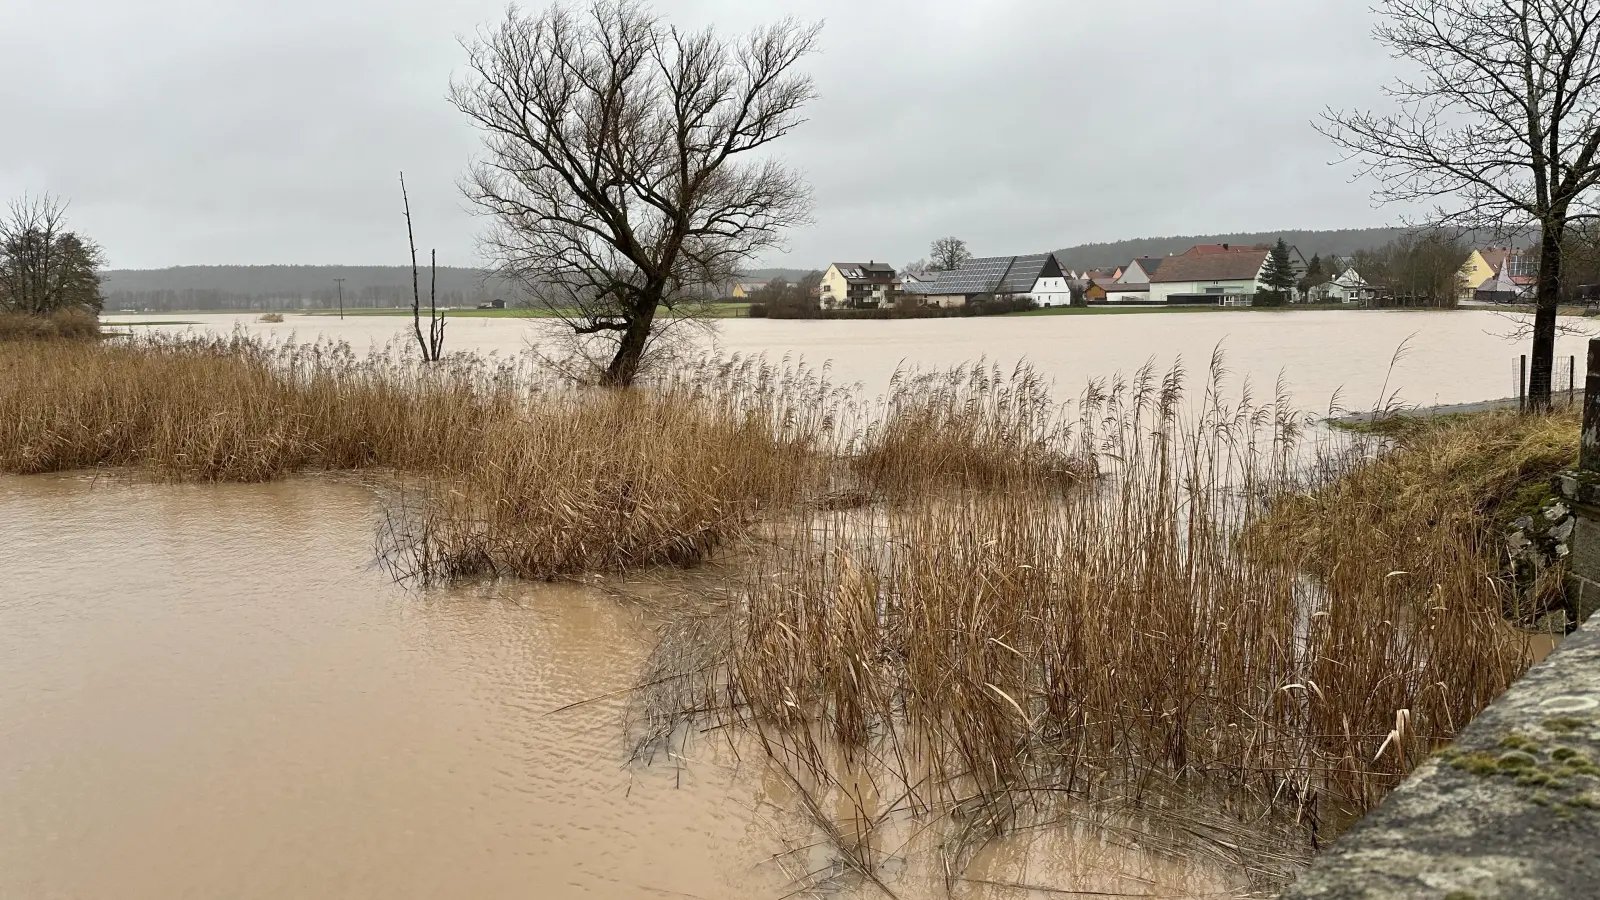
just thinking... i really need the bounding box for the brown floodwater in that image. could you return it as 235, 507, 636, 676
107, 308, 1598, 408
0, 474, 1251, 899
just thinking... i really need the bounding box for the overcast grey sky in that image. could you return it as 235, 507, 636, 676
0, 0, 1409, 270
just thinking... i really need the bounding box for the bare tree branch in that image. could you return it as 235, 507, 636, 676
1322, 0, 1600, 407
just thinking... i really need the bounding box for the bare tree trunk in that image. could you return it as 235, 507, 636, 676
602, 298, 657, 387
1530, 227, 1565, 410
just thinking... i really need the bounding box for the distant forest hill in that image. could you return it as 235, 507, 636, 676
1052, 227, 1413, 271
101, 265, 518, 311
100, 264, 813, 311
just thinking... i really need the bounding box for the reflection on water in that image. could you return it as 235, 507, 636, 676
0, 475, 1248, 899
109, 308, 1597, 408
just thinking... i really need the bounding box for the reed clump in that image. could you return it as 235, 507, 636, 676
381, 357, 843, 580
0, 334, 840, 576
853, 362, 1091, 496
643, 360, 1542, 890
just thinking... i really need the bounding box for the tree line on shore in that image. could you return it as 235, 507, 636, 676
0, 195, 104, 337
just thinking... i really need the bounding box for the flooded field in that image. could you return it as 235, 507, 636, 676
106, 308, 1597, 408
9, 311, 1568, 897
0, 475, 1251, 899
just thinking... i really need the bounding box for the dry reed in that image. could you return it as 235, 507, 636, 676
0, 330, 1559, 891
853, 362, 1092, 496
638, 356, 1545, 892
0, 334, 841, 577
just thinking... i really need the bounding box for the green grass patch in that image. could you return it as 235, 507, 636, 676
102, 320, 203, 327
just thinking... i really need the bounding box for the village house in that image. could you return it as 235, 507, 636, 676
903, 253, 1072, 308
1117, 257, 1168, 284
1147, 245, 1275, 305
730, 281, 769, 299
819, 262, 898, 308
1307, 266, 1378, 304
1460, 247, 1536, 302
1085, 276, 1151, 303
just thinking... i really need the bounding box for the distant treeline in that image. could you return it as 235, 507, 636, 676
101, 266, 519, 311
1052, 228, 1414, 271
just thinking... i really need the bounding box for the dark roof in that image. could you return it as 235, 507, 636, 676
1131, 257, 1166, 277
999, 253, 1056, 293
903, 253, 1063, 296
1149, 248, 1270, 284
1104, 281, 1149, 292
832, 262, 897, 283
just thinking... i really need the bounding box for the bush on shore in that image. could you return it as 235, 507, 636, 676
0, 309, 100, 341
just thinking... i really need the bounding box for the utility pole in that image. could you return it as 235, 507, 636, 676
333, 277, 345, 320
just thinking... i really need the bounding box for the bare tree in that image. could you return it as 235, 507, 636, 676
451, 0, 820, 386
1321, 0, 1600, 408
928, 236, 972, 272
1352, 229, 1470, 306
0, 194, 105, 315
400, 174, 446, 362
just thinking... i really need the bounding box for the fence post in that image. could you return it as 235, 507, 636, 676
1521, 354, 1529, 411
1554, 340, 1600, 624
1573, 355, 1579, 407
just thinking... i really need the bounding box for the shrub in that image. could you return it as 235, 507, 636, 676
0, 309, 101, 341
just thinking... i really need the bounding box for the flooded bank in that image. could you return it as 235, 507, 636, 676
0, 474, 1253, 899
106, 308, 1598, 409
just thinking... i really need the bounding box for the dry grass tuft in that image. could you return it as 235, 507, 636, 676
1268, 408, 1580, 625
854, 362, 1091, 496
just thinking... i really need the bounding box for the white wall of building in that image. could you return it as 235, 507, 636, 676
1117, 261, 1153, 284
1149, 278, 1262, 304
1028, 276, 1073, 307
1102, 288, 1151, 303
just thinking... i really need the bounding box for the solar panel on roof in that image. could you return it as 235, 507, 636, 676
930, 256, 1012, 294
999, 254, 1050, 293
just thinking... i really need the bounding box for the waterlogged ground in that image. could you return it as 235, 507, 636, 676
105, 308, 1597, 408
0, 475, 1251, 899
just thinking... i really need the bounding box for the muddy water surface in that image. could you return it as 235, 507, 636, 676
0, 475, 1244, 899
107, 308, 1598, 408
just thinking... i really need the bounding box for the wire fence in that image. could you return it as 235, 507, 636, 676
1514, 354, 1581, 410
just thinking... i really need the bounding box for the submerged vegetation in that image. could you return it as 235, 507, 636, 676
0, 332, 1569, 892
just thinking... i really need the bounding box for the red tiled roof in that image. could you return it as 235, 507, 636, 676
1185, 244, 1268, 256
1150, 248, 1270, 284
